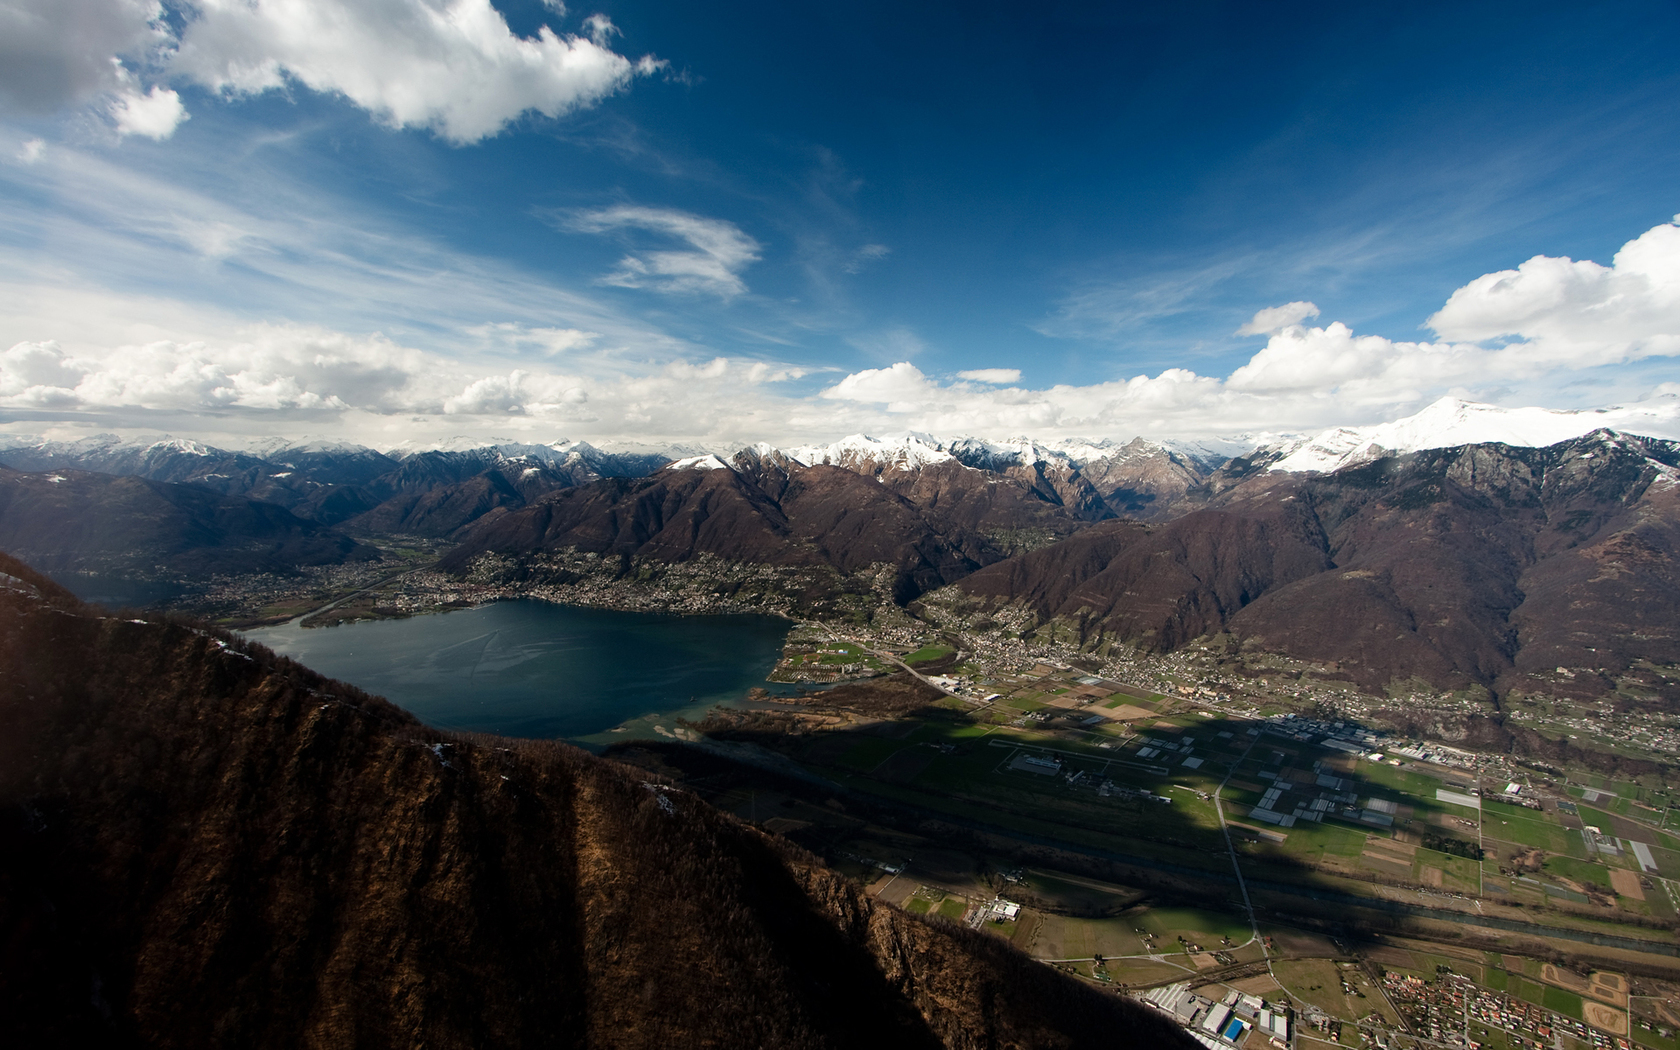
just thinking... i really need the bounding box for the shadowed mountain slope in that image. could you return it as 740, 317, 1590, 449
0, 467, 381, 576
932, 432, 1680, 702
0, 551, 1192, 1050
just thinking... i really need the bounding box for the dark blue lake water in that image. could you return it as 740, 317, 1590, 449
244, 600, 792, 745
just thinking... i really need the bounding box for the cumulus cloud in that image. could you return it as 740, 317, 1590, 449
108, 82, 188, 139
0, 341, 89, 405
956, 368, 1021, 384
0, 0, 167, 114
1427, 216, 1680, 365
820, 362, 939, 411
1, 327, 432, 414
7, 220, 1680, 447
1, 0, 656, 145
171, 0, 659, 144
801, 219, 1680, 438
1236, 300, 1320, 336
568, 205, 762, 298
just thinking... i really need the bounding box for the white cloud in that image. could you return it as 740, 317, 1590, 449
170, 0, 659, 144
63, 327, 428, 412
581, 13, 617, 45
569, 205, 762, 298
5, 167, 1677, 448
820, 362, 939, 412
0, 340, 89, 405
0, 0, 168, 114
1236, 300, 1320, 336
108, 82, 188, 139
956, 368, 1021, 384
466, 323, 598, 356
17, 138, 46, 163
746, 362, 807, 383
1427, 216, 1680, 365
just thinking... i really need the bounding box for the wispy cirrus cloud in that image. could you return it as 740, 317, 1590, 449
565, 205, 762, 298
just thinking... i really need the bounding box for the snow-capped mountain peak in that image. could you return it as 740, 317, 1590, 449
785, 433, 954, 471
666, 453, 733, 472
1267, 396, 1680, 473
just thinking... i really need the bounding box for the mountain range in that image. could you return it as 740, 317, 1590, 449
2, 398, 1676, 703
924, 431, 1680, 704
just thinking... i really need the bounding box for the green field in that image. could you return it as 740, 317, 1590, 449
1540, 854, 1610, 889
1541, 985, 1584, 1020
903, 644, 955, 666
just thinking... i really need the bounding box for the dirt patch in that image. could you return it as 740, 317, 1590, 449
1365, 838, 1418, 860
1366, 947, 1417, 970
1505, 847, 1546, 873
1359, 852, 1413, 878
1105, 704, 1155, 720
1586, 972, 1629, 1008
1420, 866, 1443, 888
1645, 998, 1680, 1027
1228, 974, 1284, 996
1541, 963, 1590, 993
1190, 953, 1220, 970
1582, 1001, 1628, 1035
1608, 868, 1645, 901
761, 817, 810, 835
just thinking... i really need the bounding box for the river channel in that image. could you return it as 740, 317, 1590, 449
243, 600, 793, 746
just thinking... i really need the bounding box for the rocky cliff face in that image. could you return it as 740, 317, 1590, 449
0, 551, 1191, 1050
929, 432, 1680, 702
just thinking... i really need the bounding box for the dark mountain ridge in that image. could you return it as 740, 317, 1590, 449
0, 466, 380, 576
0, 551, 1191, 1049
0, 437, 672, 535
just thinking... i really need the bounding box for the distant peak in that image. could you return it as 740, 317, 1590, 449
666, 453, 733, 472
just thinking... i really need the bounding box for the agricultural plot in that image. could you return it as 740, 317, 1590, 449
1273, 959, 1395, 1026
1033, 914, 1152, 961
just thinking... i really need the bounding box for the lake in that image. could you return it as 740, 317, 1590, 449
243, 600, 793, 745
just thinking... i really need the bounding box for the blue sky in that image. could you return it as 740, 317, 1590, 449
1, 0, 1678, 447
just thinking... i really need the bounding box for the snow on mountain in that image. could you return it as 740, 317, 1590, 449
785, 433, 955, 471
1267, 396, 1680, 473
666, 454, 733, 472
